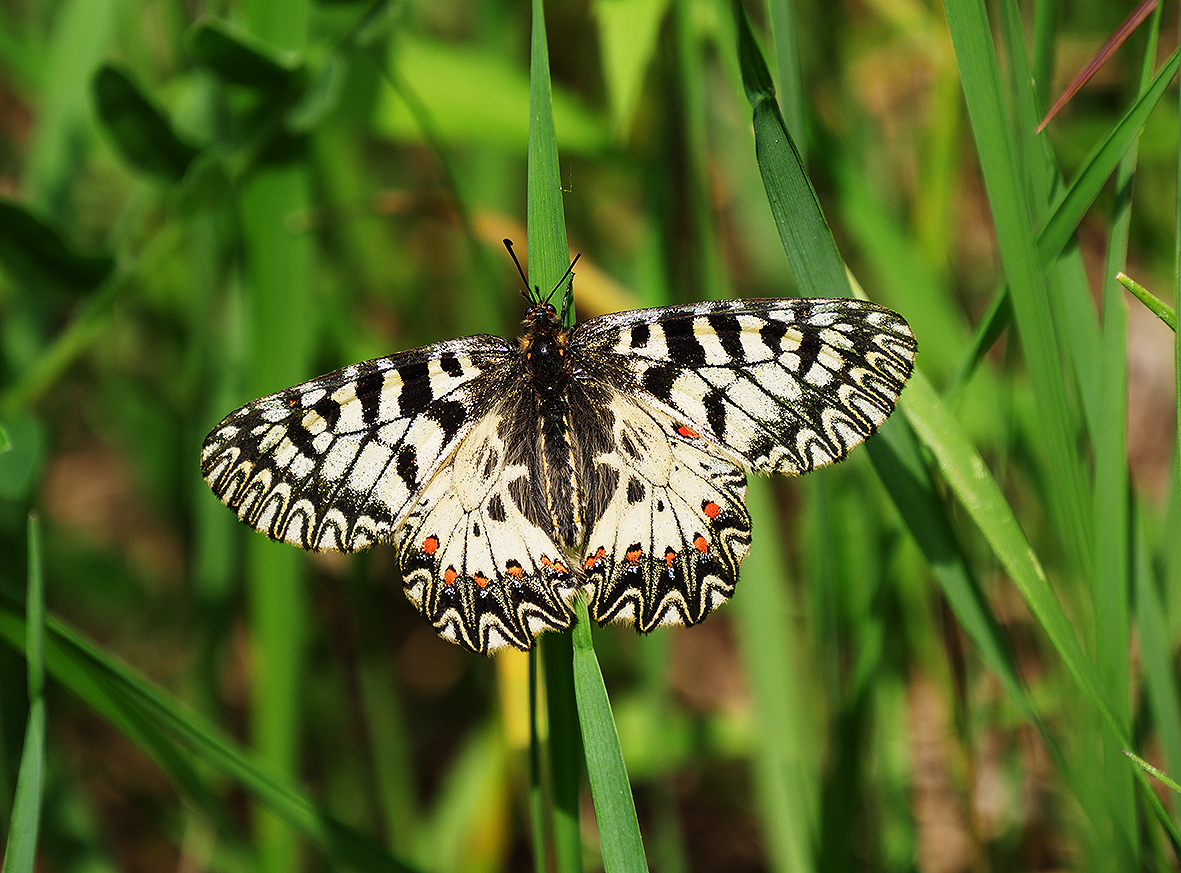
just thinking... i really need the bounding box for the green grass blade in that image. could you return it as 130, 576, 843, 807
1133, 502, 1181, 801
1118, 272, 1177, 331
235, 6, 314, 867
571, 598, 649, 873
732, 479, 816, 873
943, 0, 1094, 592
526, 3, 584, 871
901, 372, 1127, 746
542, 633, 583, 873
0, 607, 420, 873
733, 0, 848, 299
528, 651, 548, 873
1124, 751, 1181, 795
766, 0, 805, 157
867, 422, 1028, 708
241, 165, 313, 873
1, 516, 46, 873
1038, 47, 1179, 269
894, 372, 1181, 862
526, 0, 570, 299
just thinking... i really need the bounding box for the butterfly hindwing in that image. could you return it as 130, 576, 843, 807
397, 404, 576, 653
575, 298, 916, 475
580, 396, 751, 630
201, 335, 512, 552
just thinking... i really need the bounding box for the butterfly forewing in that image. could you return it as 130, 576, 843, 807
201, 335, 512, 552
574, 298, 916, 475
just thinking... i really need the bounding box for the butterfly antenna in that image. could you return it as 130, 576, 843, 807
547, 253, 580, 322
503, 239, 537, 303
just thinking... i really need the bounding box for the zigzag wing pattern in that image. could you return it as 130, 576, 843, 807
579, 395, 751, 631
201, 336, 512, 552
396, 405, 577, 653
574, 298, 917, 475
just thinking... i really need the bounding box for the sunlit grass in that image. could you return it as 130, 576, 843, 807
0, 0, 1179, 870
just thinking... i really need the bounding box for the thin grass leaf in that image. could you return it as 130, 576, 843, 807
541, 633, 583, 873
898, 374, 1097, 711
0, 608, 421, 873
571, 597, 649, 873
867, 422, 1028, 709
1133, 502, 1181, 801
526, 0, 570, 298
526, 4, 583, 872
732, 479, 817, 873
899, 371, 1181, 857
1035, 0, 1159, 133
944, 0, 1094, 600
1118, 271, 1177, 331
732, 0, 847, 298
1124, 752, 1181, 795
1038, 46, 1180, 269
1, 516, 46, 873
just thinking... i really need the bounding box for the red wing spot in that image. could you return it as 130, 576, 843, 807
443, 566, 458, 585
693, 535, 709, 553
676, 424, 699, 439
583, 546, 606, 570
703, 501, 721, 519
286, 397, 299, 409
422, 536, 439, 556
625, 545, 643, 564
473, 572, 489, 588
553, 561, 568, 574
506, 561, 525, 579
664, 549, 676, 567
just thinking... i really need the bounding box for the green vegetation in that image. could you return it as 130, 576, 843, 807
1, 0, 1179, 870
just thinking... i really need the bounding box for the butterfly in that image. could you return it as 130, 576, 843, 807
201, 256, 916, 655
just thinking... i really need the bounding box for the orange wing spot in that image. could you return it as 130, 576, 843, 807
703, 501, 721, 519
625, 546, 643, 564
422, 536, 439, 555
693, 534, 709, 553
676, 424, 699, 439
473, 572, 489, 588
584, 546, 606, 570
506, 561, 525, 579
664, 549, 676, 567
443, 566, 458, 585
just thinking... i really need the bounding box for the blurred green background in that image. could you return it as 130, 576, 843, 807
1, 0, 1179, 870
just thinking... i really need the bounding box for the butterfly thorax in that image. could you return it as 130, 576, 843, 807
512, 300, 585, 546
519, 301, 572, 399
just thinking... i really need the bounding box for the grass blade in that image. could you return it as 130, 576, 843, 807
0, 607, 420, 873
571, 598, 649, 873
1, 516, 46, 873
733, 0, 848, 299
526, 4, 583, 872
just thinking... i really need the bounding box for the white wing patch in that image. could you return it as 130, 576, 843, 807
201, 336, 510, 552
580, 396, 751, 631
396, 407, 577, 653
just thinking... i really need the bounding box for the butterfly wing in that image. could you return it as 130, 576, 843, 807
577, 392, 752, 630
396, 403, 577, 654
572, 297, 915, 629
201, 335, 513, 552
574, 297, 916, 475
